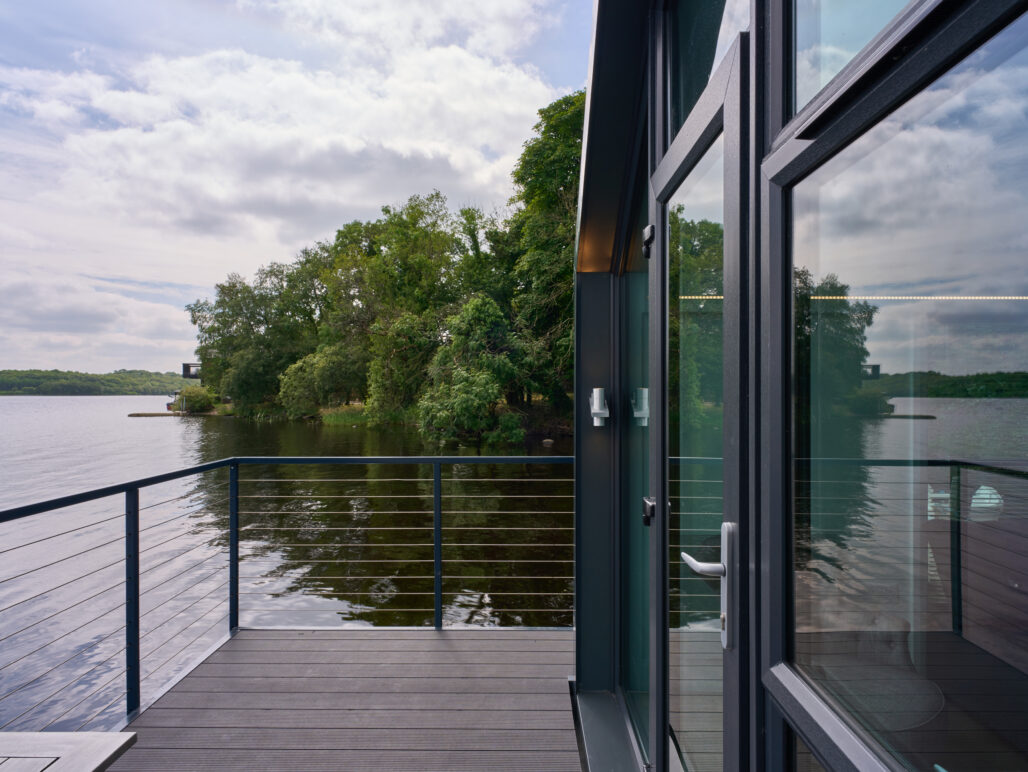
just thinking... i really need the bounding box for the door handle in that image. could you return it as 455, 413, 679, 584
680, 521, 735, 650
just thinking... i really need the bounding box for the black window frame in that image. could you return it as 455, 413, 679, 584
759, 1, 1028, 769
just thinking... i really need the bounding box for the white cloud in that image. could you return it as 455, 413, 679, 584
0, 1, 573, 371
237, 0, 555, 60
0, 268, 197, 371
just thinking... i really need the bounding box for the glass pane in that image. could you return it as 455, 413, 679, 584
668, 0, 748, 135
792, 14, 1028, 771
620, 168, 650, 758
793, 0, 911, 112
669, 134, 724, 772
793, 733, 829, 772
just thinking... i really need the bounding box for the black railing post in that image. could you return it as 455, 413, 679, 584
949, 465, 963, 635
125, 487, 141, 716
230, 463, 239, 632
433, 462, 443, 630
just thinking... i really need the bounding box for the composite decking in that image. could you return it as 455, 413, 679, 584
109, 628, 580, 772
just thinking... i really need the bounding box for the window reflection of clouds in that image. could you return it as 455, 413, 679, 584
670, 136, 724, 225
793, 15, 1028, 375
794, 0, 912, 109
713, 0, 749, 74
668, 0, 748, 133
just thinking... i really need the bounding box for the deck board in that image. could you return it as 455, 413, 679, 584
111, 629, 580, 772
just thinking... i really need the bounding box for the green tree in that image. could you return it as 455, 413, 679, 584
365, 312, 441, 422
418, 296, 523, 443
793, 268, 878, 423
508, 90, 584, 412
173, 384, 215, 413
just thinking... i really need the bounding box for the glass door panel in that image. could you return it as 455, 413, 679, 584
791, 15, 1028, 770
621, 178, 651, 757
668, 134, 725, 772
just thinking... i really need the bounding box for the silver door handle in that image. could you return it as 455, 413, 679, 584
680, 522, 735, 650
679, 551, 725, 577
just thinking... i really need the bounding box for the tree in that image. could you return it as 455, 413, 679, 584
508, 91, 584, 412
365, 312, 441, 422
669, 214, 725, 437
418, 296, 523, 443
793, 268, 878, 424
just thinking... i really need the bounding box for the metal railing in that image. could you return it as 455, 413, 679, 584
0, 455, 572, 731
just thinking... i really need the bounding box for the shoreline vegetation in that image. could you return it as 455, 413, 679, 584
0, 369, 187, 396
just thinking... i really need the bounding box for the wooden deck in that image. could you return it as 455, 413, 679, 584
110, 628, 580, 772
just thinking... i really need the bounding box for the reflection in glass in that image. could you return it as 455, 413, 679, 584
620, 166, 651, 757
668, 0, 748, 134
793, 733, 829, 772
668, 134, 724, 772
792, 15, 1028, 770
793, 0, 910, 111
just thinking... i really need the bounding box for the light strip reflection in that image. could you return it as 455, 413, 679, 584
810, 295, 1028, 301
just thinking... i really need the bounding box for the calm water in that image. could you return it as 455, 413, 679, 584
0, 396, 573, 731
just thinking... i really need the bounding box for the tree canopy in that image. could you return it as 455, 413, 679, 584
187, 91, 585, 442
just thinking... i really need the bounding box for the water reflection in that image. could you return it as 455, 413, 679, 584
184, 421, 573, 629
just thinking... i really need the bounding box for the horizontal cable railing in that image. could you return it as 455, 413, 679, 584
669, 457, 1028, 632
0, 454, 571, 733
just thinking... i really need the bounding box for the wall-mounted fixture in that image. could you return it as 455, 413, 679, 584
631, 387, 649, 426
590, 387, 610, 427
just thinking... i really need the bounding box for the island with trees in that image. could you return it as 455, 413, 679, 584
187, 92, 584, 444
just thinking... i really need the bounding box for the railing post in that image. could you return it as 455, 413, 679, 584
230, 463, 239, 632
949, 465, 963, 635
125, 487, 140, 716
433, 462, 442, 630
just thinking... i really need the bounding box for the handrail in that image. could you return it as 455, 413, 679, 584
0, 455, 573, 523
0, 454, 574, 726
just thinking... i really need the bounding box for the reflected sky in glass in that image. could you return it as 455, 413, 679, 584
669, 0, 748, 133
794, 0, 912, 110
794, 13, 1028, 377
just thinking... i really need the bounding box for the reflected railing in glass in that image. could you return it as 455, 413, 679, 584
793, 458, 1028, 770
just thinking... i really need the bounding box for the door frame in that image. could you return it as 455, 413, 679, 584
757, 1, 1028, 769
646, 30, 751, 772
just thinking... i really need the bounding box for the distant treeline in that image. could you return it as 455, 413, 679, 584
0, 370, 188, 396
874, 371, 1028, 398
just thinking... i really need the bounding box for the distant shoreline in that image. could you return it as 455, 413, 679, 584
0, 369, 187, 397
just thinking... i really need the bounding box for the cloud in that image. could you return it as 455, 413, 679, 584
0, 269, 197, 371
236, 0, 556, 61
0, 26, 556, 244
0, 1, 575, 371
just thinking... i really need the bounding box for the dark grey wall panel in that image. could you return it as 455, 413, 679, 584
575, 271, 616, 691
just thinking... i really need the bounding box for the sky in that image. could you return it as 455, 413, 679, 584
0, 0, 594, 373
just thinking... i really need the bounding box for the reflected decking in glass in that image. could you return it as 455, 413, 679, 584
791, 14, 1028, 770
